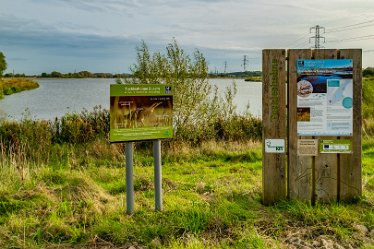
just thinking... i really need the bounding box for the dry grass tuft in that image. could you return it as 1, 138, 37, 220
57, 172, 116, 214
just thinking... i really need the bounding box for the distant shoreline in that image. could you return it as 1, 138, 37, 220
0, 78, 39, 99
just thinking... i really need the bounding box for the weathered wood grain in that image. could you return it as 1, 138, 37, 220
313, 49, 339, 203
263, 48, 361, 204
262, 49, 287, 205
288, 49, 313, 202
339, 49, 362, 201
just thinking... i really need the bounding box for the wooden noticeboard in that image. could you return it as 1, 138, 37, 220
262, 49, 362, 205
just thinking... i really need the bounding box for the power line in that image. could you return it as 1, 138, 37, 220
293, 40, 310, 49
327, 19, 374, 33
326, 23, 374, 34
285, 35, 309, 48
289, 19, 374, 49
328, 34, 374, 43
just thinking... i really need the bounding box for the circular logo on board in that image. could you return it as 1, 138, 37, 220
342, 97, 353, 109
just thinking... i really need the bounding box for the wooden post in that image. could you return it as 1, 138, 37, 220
262, 49, 287, 205
312, 49, 339, 203
288, 49, 313, 202
339, 49, 362, 201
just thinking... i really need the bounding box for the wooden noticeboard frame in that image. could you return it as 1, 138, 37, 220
262, 49, 362, 205
262, 49, 287, 204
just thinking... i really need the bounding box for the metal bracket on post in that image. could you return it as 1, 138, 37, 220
125, 142, 134, 214
153, 140, 162, 211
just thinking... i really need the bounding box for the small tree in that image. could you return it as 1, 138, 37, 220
363, 67, 374, 77
0, 51, 7, 77
121, 39, 237, 142
50, 71, 62, 78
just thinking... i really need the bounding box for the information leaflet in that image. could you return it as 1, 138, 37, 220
296, 59, 353, 136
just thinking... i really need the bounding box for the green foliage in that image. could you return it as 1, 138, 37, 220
0, 106, 110, 166
51, 71, 63, 78
363, 67, 374, 77
214, 114, 262, 141
0, 78, 39, 99
0, 52, 6, 77
52, 107, 109, 144
120, 39, 256, 143
363, 77, 374, 120
0, 119, 52, 164
362, 77, 374, 136
40, 71, 128, 78
50, 106, 109, 144
1, 140, 373, 248
210, 70, 262, 79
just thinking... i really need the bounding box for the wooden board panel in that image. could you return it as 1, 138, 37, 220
262, 49, 287, 205
339, 49, 362, 201
288, 49, 313, 202
313, 49, 339, 203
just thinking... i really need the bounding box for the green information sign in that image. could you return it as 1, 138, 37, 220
110, 84, 173, 142
319, 139, 352, 154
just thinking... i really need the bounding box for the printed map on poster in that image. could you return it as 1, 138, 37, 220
296, 59, 353, 136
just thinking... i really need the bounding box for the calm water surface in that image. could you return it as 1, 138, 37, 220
0, 78, 262, 120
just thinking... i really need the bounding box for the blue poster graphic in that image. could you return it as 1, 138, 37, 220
296, 59, 353, 136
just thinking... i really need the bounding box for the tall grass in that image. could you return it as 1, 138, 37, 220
0, 138, 373, 248
363, 77, 374, 136
1, 77, 374, 248
0, 78, 39, 98
0, 105, 261, 166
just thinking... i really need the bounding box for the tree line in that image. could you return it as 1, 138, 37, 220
3, 71, 128, 78
1, 50, 374, 79
38, 71, 129, 78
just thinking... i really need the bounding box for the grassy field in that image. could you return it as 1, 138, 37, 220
0, 78, 39, 98
0, 139, 373, 249
244, 76, 262, 82
0, 77, 373, 248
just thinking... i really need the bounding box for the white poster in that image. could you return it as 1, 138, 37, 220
296, 59, 353, 136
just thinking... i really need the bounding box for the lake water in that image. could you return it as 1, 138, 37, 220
0, 78, 262, 120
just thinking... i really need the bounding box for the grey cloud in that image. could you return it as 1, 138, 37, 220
31, 0, 143, 14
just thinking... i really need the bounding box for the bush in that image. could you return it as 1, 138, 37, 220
0, 107, 110, 164
363, 67, 374, 78
0, 105, 262, 164
119, 39, 254, 144
0, 119, 52, 164
214, 115, 262, 142
52, 106, 109, 144
363, 77, 374, 120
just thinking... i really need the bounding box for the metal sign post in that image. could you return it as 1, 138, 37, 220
125, 142, 134, 214
153, 140, 162, 211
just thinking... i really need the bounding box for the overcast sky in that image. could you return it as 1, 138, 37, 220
1, 0, 374, 75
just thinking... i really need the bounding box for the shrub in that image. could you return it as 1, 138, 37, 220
0, 119, 52, 164
52, 106, 109, 144
119, 39, 249, 144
